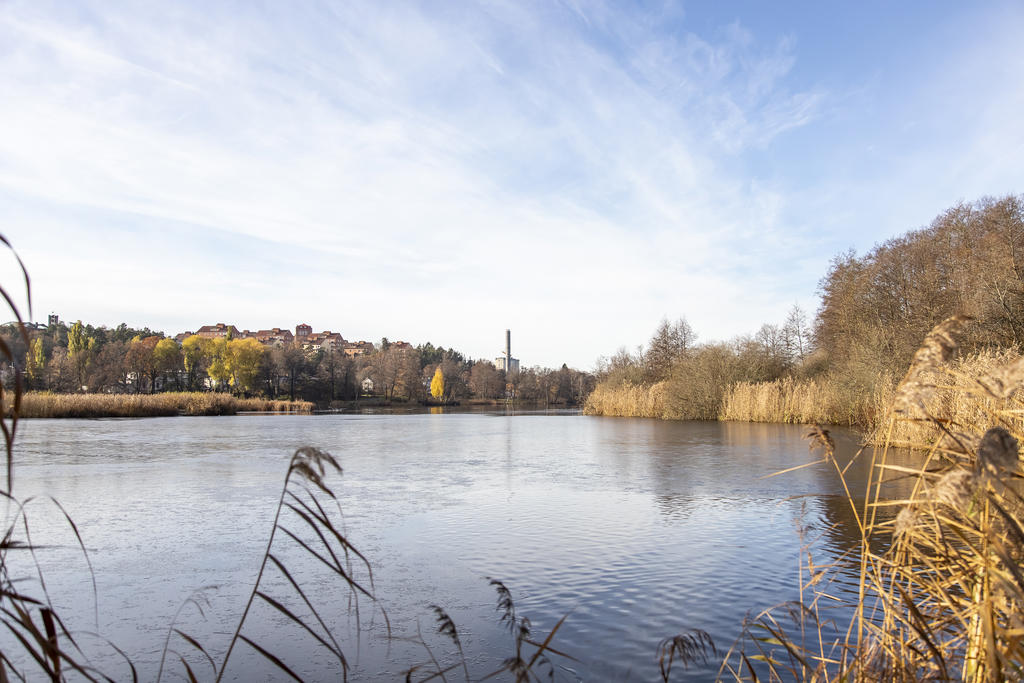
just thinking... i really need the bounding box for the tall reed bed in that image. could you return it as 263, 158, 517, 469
13, 391, 313, 418
870, 347, 1024, 447
719, 375, 892, 427
583, 381, 666, 418
724, 316, 1024, 681
233, 396, 315, 413
591, 350, 1024, 444
586, 374, 885, 425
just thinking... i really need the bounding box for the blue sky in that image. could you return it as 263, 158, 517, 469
1, 1, 1022, 369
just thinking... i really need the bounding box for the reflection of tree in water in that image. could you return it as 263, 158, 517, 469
591, 419, 929, 530
637, 420, 833, 519
624, 419, 724, 521
799, 442, 928, 623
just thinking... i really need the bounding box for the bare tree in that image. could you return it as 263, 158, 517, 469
782, 304, 810, 366
470, 361, 504, 399
273, 343, 306, 401
644, 317, 696, 382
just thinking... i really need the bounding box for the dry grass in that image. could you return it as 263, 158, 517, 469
583, 381, 667, 418
12, 392, 313, 418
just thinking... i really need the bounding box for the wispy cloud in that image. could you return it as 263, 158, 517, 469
3, 0, 1015, 367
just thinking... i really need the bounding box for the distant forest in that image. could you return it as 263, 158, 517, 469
7, 323, 594, 406
589, 194, 1024, 425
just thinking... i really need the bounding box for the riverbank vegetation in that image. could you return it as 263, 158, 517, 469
719, 315, 1024, 680
11, 391, 313, 418
587, 195, 1024, 436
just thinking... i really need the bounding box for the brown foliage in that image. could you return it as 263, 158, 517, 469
817, 195, 1024, 381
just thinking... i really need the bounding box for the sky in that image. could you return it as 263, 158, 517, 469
1, 1, 1022, 369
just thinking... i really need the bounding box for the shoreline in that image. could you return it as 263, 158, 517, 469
9, 392, 581, 418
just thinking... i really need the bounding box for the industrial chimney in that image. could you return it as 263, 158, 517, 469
506, 329, 511, 364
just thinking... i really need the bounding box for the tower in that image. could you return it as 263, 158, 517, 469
495, 329, 519, 373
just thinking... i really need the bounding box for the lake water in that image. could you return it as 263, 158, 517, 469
4, 412, 919, 681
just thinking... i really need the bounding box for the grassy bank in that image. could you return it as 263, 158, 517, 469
13, 391, 314, 418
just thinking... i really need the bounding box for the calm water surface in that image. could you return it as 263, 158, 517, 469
5, 412, 919, 681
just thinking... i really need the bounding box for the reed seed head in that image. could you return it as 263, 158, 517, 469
894, 506, 918, 537
893, 315, 972, 414
804, 425, 835, 460
976, 426, 1019, 477
933, 468, 977, 512
936, 430, 981, 455
911, 315, 972, 370
980, 355, 1024, 399
893, 378, 933, 415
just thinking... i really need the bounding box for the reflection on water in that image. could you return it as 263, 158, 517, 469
4, 414, 923, 681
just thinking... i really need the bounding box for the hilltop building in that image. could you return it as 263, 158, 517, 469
179, 322, 375, 356
494, 329, 520, 373
343, 341, 374, 356
238, 328, 295, 346
196, 323, 240, 339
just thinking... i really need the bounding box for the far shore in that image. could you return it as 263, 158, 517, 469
8, 391, 581, 419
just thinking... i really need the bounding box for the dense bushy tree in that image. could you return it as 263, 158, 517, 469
469, 361, 504, 399
644, 317, 695, 382
182, 336, 210, 391
815, 195, 1024, 380
394, 348, 423, 400
87, 341, 131, 393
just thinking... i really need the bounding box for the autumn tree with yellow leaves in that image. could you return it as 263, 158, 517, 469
207, 337, 232, 390
228, 338, 264, 395
430, 366, 445, 402
25, 338, 44, 390
181, 335, 211, 391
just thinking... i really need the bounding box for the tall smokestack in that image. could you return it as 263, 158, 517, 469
506, 329, 511, 368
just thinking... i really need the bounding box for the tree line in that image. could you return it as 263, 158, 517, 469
592, 194, 1024, 421
594, 305, 813, 419
8, 323, 595, 406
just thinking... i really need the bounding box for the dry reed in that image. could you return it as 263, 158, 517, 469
869, 347, 1024, 447
588, 374, 893, 427
719, 375, 889, 426
583, 381, 667, 418
12, 392, 313, 418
